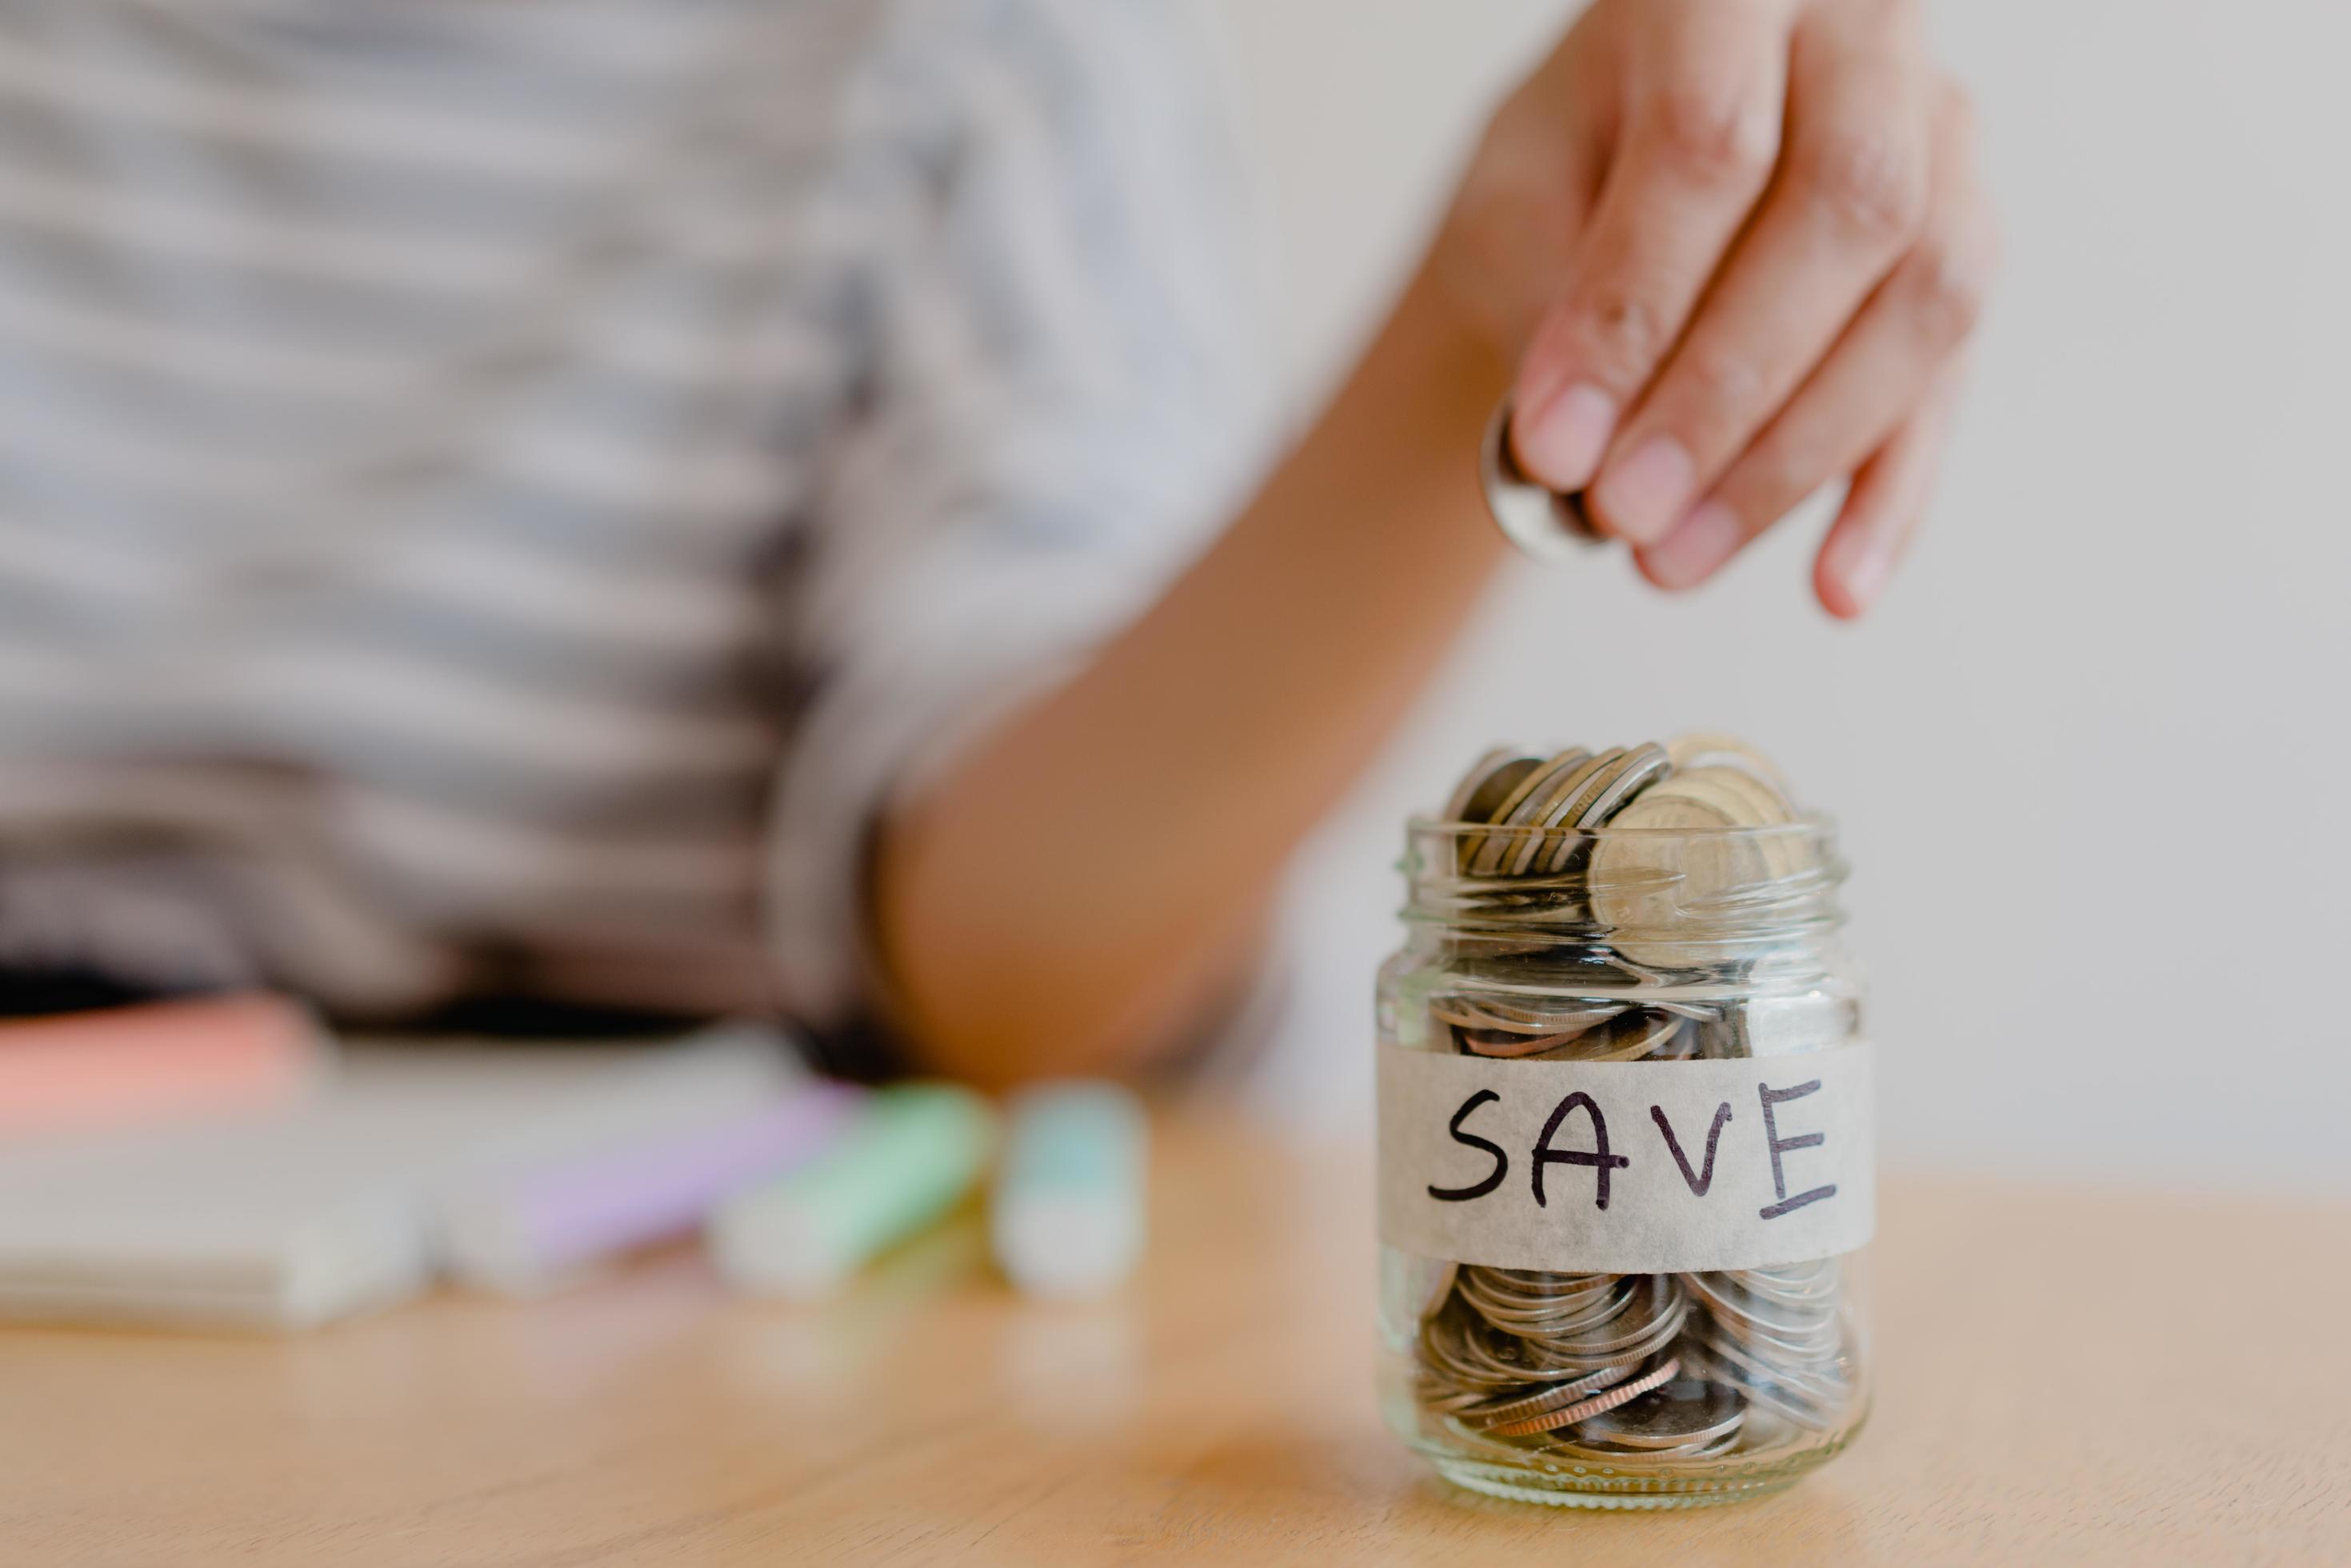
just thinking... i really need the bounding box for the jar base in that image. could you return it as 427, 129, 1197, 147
1422, 1424, 1857, 1511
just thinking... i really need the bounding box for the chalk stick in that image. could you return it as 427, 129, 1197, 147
0, 994, 327, 1138
990, 1081, 1147, 1299
710, 1082, 996, 1299
440, 1079, 863, 1294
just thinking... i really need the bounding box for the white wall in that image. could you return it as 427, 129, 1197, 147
1207, 0, 2351, 1195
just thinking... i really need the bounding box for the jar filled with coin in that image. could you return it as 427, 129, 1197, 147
1376, 735, 1873, 1507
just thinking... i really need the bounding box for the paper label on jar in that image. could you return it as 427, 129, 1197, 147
1377, 1041, 1874, 1274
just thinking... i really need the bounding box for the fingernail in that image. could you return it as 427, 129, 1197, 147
1513, 382, 1616, 492
1641, 501, 1745, 590
1833, 534, 1897, 612
1592, 436, 1694, 546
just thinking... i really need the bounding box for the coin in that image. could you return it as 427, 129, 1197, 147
1441, 748, 1537, 824
1430, 998, 1624, 1040
1446, 751, 1543, 871
1577, 742, 1674, 829
1587, 766, 1798, 965
1476, 747, 1608, 879
1681, 1328, 1847, 1430
1571, 1380, 1746, 1450
1461, 1277, 1637, 1337
1497, 750, 1615, 875
1480, 1355, 1681, 1438
1521, 743, 1665, 876
1665, 731, 1792, 799
1459, 1363, 1635, 1428
1737, 1258, 1842, 1306
1574, 1008, 1686, 1062
1418, 1260, 1459, 1324
1469, 747, 1597, 876
1480, 397, 1603, 564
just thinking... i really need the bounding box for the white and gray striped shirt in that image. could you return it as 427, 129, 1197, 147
0, 0, 1265, 1032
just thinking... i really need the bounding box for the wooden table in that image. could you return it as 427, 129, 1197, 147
2, 1115, 2345, 1565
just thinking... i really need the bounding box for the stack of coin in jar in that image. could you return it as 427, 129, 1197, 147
1409, 733, 1861, 1470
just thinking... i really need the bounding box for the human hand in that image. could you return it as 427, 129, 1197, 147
1428, 0, 1995, 615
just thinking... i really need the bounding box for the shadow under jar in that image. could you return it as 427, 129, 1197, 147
1376, 812, 1873, 1509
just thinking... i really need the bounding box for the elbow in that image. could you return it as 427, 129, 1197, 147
883, 936, 1172, 1092
869, 802, 1263, 1090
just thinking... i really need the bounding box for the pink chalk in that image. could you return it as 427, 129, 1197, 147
0, 994, 326, 1137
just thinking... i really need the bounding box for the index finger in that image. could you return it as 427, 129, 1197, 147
1509, 0, 1792, 500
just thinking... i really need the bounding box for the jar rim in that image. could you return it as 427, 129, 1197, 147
1404, 810, 1839, 840
1397, 810, 1847, 946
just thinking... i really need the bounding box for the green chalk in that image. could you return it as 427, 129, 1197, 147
709, 1081, 996, 1298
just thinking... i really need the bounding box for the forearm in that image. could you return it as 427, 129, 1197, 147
873, 263, 1512, 1086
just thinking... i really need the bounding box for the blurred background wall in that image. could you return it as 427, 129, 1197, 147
1205, 0, 2350, 1194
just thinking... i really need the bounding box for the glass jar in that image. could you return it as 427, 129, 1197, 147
1375, 810, 1873, 1509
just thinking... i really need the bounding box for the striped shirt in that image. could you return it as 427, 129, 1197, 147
0, 0, 1265, 1030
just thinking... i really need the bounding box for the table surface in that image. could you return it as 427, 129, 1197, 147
2, 1114, 2345, 1566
